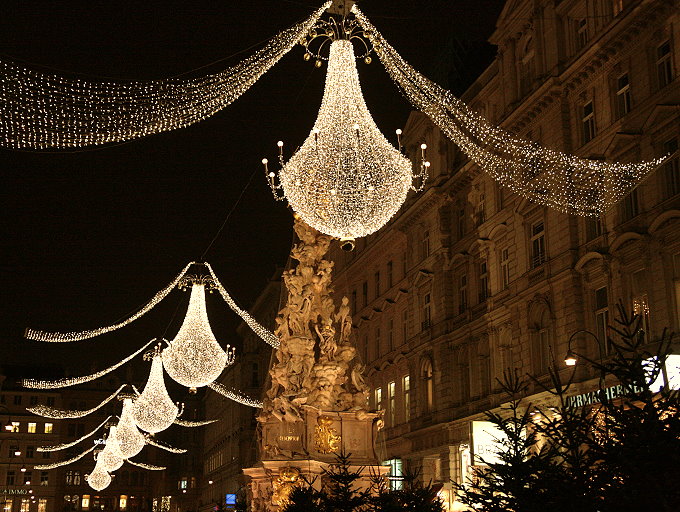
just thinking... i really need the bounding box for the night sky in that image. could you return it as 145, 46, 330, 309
0, 0, 501, 374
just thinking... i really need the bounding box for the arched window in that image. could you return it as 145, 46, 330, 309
421, 358, 434, 412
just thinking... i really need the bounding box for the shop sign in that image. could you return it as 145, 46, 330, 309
471, 421, 508, 466
1, 489, 29, 495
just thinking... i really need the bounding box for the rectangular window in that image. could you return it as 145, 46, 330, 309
387, 319, 394, 352
40, 472, 48, 486
13, 395, 22, 405
384, 458, 404, 491
422, 293, 431, 330
119, 496, 128, 511
65, 471, 73, 486
531, 220, 546, 268
38, 500, 47, 512
582, 101, 595, 144
82, 496, 90, 510
375, 387, 383, 411
29, 396, 38, 406
615, 73, 631, 118
403, 375, 411, 423
6, 471, 15, 485
41, 451, 50, 459
20, 499, 29, 512
402, 310, 408, 344
387, 261, 393, 289
475, 194, 486, 226
657, 41, 673, 89
44, 423, 53, 434
577, 19, 589, 50
351, 290, 357, 313
26, 446, 34, 458
633, 294, 651, 343
662, 138, 679, 199
10, 421, 20, 433
375, 328, 381, 359
500, 248, 510, 289
27, 423, 36, 434
46, 397, 55, 407
622, 188, 640, 220
4, 499, 12, 512
388, 381, 396, 427
459, 274, 468, 314
422, 230, 430, 259
9, 445, 19, 458
595, 287, 610, 353
375, 271, 381, 298
362, 281, 368, 307
23, 472, 32, 485
458, 207, 467, 238
586, 217, 603, 241
479, 261, 489, 302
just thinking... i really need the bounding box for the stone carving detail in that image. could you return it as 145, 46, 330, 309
314, 416, 341, 454
261, 218, 369, 423
270, 467, 301, 507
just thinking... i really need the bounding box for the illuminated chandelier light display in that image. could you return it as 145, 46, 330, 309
162, 278, 235, 388
265, 31, 428, 241
111, 398, 145, 459
132, 349, 179, 433
22, 339, 156, 389
28, 385, 127, 418
86, 462, 112, 492
37, 416, 113, 452
208, 381, 263, 408
0, 3, 331, 149
96, 426, 125, 472
352, 5, 666, 216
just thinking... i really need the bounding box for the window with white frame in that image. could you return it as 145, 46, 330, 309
582, 100, 595, 144
594, 287, 610, 353
388, 381, 396, 427
475, 193, 486, 226
530, 220, 546, 268
403, 375, 411, 422
577, 18, 589, 50
422, 359, 434, 412
500, 248, 510, 289
375, 387, 383, 411
615, 73, 631, 118
384, 458, 404, 490
657, 40, 673, 89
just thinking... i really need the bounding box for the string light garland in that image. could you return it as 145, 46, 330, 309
174, 418, 218, 427
265, 38, 427, 240
22, 339, 156, 389
33, 444, 97, 470
127, 460, 166, 471
37, 416, 112, 452
352, 5, 665, 216
145, 437, 187, 454
0, 3, 331, 149
24, 264, 192, 342
27, 385, 127, 418
163, 282, 234, 388
208, 382, 263, 408
110, 399, 145, 459
86, 463, 112, 492
204, 262, 279, 348
132, 351, 179, 433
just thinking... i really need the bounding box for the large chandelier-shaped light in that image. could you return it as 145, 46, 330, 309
268, 39, 418, 240
163, 282, 230, 388
97, 427, 124, 471
132, 353, 179, 433
87, 462, 112, 491
112, 399, 145, 459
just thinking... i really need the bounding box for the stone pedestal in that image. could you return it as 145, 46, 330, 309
244, 406, 387, 511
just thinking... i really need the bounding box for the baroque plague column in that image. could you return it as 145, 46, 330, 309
244, 219, 385, 511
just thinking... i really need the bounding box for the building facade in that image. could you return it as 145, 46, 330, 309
326, 0, 679, 509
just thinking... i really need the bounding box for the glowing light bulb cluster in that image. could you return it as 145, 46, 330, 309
0, 4, 331, 149
208, 382, 263, 409
163, 283, 234, 388
266, 39, 422, 239
25, 264, 192, 342
110, 399, 145, 459
96, 426, 125, 472
22, 339, 156, 389
132, 352, 179, 433
353, 5, 666, 216
37, 417, 112, 452
28, 385, 127, 418
87, 463, 112, 492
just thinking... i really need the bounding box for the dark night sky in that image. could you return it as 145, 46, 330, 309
0, 0, 501, 374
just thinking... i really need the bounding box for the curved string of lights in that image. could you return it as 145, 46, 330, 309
352, 5, 665, 216
145, 437, 187, 454
208, 382, 263, 408
0, 3, 331, 149
174, 418, 218, 427
22, 339, 157, 389
37, 416, 113, 452
24, 264, 192, 342
127, 460, 166, 471
27, 385, 127, 418
33, 444, 97, 470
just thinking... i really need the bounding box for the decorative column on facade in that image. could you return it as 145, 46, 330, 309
244, 218, 385, 512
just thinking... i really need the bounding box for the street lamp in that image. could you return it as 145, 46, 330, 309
564, 329, 605, 367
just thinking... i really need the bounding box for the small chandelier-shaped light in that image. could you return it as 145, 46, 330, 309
112, 399, 145, 459
132, 353, 179, 433
163, 283, 231, 388
87, 462, 112, 491
266, 39, 424, 241
97, 426, 124, 472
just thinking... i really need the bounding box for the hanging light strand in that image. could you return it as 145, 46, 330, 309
145, 437, 187, 454
22, 339, 157, 389
208, 382, 263, 408
127, 460, 166, 471
352, 6, 666, 216
0, 3, 331, 150
27, 385, 127, 418
24, 264, 192, 342
204, 262, 279, 348
33, 444, 97, 470
37, 416, 113, 452
174, 418, 218, 427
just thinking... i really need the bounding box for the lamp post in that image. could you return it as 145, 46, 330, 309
564, 329, 607, 389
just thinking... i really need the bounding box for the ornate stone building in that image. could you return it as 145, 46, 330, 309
325, 0, 679, 509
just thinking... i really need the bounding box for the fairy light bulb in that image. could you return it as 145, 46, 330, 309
112, 399, 145, 459
162, 283, 228, 388
132, 354, 178, 433
274, 39, 415, 239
